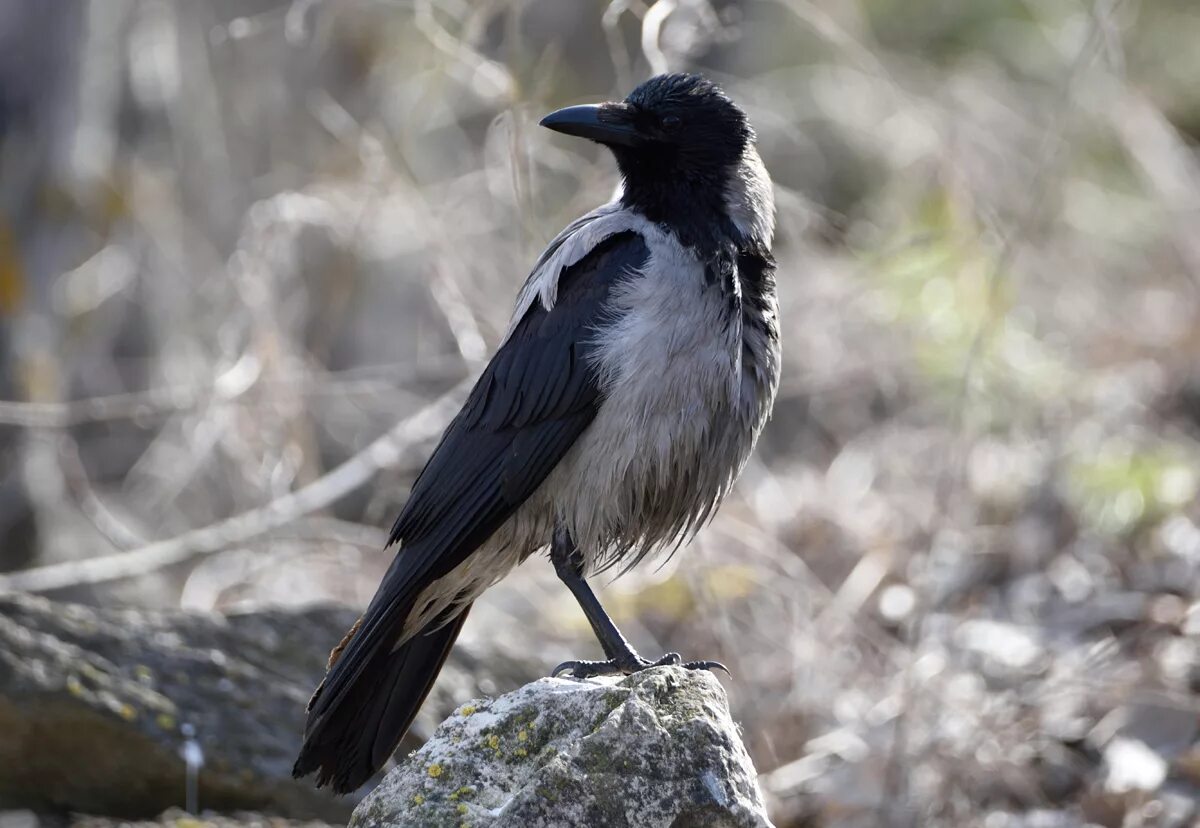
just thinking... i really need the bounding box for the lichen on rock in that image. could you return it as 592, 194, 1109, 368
350, 666, 773, 828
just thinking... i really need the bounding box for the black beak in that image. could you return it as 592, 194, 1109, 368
539, 103, 642, 147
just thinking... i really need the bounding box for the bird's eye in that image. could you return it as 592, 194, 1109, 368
660, 114, 682, 132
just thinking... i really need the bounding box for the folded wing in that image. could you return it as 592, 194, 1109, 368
295, 229, 648, 791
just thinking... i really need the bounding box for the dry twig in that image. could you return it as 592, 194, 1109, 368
0, 377, 472, 595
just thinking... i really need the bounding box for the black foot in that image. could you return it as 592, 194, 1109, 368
551, 651, 730, 680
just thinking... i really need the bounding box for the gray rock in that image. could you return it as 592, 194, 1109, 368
0, 594, 539, 820
351, 666, 773, 828
0, 593, 356, 820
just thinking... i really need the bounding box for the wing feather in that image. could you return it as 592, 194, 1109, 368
300, 225, 649, 776
378, 229, 648, 591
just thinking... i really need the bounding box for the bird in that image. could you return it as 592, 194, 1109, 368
293, 72, 780, 794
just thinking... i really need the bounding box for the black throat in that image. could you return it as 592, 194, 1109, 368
617, 168, 741, 259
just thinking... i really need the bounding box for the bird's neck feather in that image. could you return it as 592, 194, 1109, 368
618, 157, 771, 256
621, 184, 728, 252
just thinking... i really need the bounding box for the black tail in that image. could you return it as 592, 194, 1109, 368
293, 604, 471, 793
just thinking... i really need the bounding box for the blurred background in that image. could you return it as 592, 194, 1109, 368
1, 0, 1199, 826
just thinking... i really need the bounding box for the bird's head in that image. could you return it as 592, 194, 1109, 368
540, 73, 769, 245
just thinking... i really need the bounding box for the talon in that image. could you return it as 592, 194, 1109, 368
550, 652, 728, 680
683, 659, 731, 678
551, 659, 624, 679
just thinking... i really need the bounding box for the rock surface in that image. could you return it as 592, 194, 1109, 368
0, 594, 538, 820
0, 594, 357, 820
350, 666, 773, 828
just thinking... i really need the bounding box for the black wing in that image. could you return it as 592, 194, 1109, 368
297, 228, 648, 791
306, 227, 645, 700
322, 229, 646, 686
386, 229, 646, 559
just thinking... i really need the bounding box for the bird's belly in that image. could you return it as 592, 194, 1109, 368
567, 390, 745, 560
543, 281, 759, 571
411, 369, 751, 631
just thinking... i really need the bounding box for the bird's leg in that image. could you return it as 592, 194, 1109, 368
548, 524, 728, 679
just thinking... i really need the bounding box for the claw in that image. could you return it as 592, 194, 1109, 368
552, 659, 623, 679
549, 652, 729, 680
651, 652, 682, 667
682, 659, 731, 678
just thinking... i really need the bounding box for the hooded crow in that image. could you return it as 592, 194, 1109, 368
293, 72, 780, 794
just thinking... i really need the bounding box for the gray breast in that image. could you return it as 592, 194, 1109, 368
543, 220, 778, 572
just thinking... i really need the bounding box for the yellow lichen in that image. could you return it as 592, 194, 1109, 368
459, 705, 477, 716
515, 748, 528, 758
450, 786, 473, 801
412, 793, 425, 806
117, 703, 137, 721
156, 713, 176, 730
427, 763, 444, 778
66, 675, 85, 697
457, 804, 468, 815
486, 734, 500, 750
517, 729, 528, 742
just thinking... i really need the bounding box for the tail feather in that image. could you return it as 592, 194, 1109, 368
293, 604, 471, 793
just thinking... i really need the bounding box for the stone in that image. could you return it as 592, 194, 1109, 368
351, 666, 773, 828
954, 619, 1046, 676
0, 594, 352, 819
1103, 738, 1168, 793
0, 594, 538, 820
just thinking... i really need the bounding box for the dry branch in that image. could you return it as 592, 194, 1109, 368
0, 378, 472, 595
